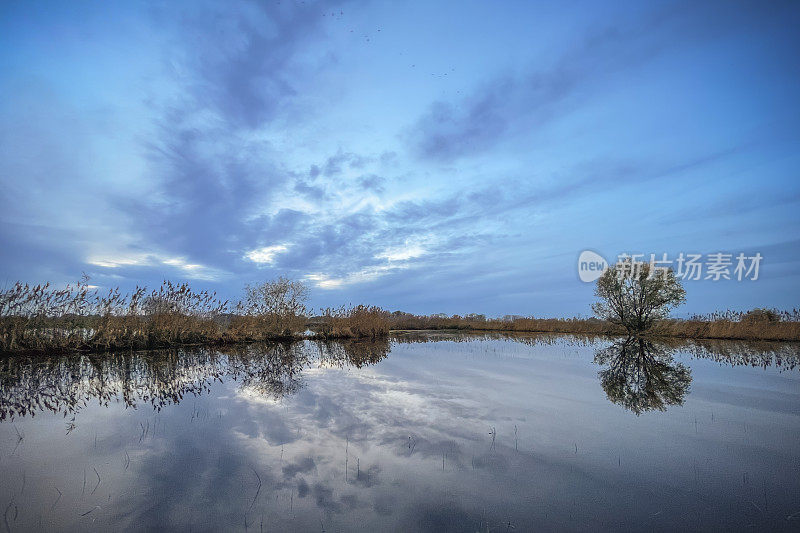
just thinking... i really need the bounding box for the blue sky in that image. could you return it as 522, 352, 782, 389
1, 0, 798, 317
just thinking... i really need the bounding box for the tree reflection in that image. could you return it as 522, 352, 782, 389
2, 333, 794, 421
593, 337, 692, 415
0, 338, 390, 421
315, 338, 392, 368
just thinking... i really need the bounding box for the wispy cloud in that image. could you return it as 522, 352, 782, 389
2, 0, 799, 313
88, 253, 223, 281
245, 245, 289, 265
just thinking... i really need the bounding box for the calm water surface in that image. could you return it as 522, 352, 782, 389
0, 333, 798, 532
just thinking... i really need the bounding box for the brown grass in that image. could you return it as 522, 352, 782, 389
387, 310, 800, 342
0, 279, 396, 354
0, 280, 305, 354
388, 312, 619, 335
649, 318, 800, 342
311, 305, 390, 339
3, 278, 796, 355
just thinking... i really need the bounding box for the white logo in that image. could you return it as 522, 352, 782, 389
578, 250, 608, 283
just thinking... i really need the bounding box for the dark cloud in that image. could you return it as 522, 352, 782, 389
405, 1, 783, 162
357, 174, 385, 193
348, 463, 381, 488
312, 482, 343, 513
283, 456, 316, 478
291, 149, 389, 205
115, 1, 349, 276
296, 476, 310, 497
108, 412, 281, 530
154, 1, 336, 130
294, 179, 327, 200
321, 150, 368, 176
127, 116, 281, 265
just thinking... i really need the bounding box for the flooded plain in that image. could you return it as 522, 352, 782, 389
0, 333, 799, 532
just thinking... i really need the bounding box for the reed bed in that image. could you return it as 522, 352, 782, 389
0, 278, 394, 355
388, 309, 800, 342
388, 312, 620, 335
650, 318, 800, 341
0, 280, 308, 354
3, 278, 797, 355
311, 305, 390, 339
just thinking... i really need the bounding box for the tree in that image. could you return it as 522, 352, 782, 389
592, 259, 685, 333
236, 277, 309, 337
242, 277, 309, 317
742, 307, 779, 324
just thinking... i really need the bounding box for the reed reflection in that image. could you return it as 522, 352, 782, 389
0, 338, 390, 421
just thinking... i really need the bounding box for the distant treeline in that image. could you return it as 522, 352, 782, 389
386, 308, 800, 342
2, 279, 798, 355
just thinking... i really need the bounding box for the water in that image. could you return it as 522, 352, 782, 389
0, 333, 798, 532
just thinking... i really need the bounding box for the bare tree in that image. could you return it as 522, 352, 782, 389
242, 278, 309, 316
236, 277, 309, 337
592, 259, 685, 333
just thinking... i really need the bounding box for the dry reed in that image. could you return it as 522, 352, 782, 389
388, 309, 800, 342
311, 305, 390, 339
3, 277, 797, 355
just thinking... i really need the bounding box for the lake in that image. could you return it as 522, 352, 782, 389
1, 333, 798, 532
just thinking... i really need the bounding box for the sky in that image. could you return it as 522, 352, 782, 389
1, 0, 799, 317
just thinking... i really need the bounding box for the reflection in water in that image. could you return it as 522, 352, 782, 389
4, 333, 791, 421
0, 334, 798, 531
395, 330, 800, 367
0, 338, 390, 421
682, 338, 800, 370
393, 329, 602, 347
593, 337, 692, 415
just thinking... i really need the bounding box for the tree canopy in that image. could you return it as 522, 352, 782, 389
592, 259, 686, 333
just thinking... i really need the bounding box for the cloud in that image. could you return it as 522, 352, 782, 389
2, 0, 799, 315
282, 456, 316, 478
404, 2, 742, 163
153, 0, 337, 130
245, 244, 289, 265
376, 243, 426, 262
304, 265, 395, 290
88, 252, 224, 281
357, 174, 386, 193
300, 235, 439, 290
111, 0, 348, 279
321, 149, 364, 177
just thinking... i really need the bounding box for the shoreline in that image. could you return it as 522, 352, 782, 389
3, 325, 799, 357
